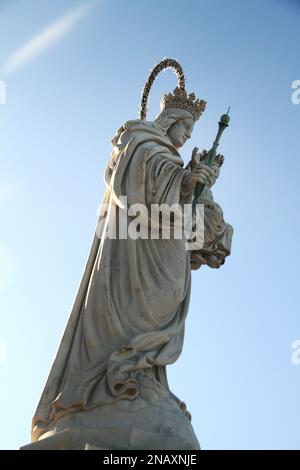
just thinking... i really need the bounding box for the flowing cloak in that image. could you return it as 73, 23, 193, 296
32, 120, 194, 440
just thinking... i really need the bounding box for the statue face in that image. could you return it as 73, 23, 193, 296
167, 117, 194, 148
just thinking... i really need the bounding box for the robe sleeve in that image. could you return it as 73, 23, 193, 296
120, 144, 192, 210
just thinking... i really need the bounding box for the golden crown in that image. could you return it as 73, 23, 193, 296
140, 58, 206, 121
160, 86, 206, 121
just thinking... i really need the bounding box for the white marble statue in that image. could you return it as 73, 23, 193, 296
26, 59, 233, 450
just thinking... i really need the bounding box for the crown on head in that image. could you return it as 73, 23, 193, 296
140, 58, 206, 121
160, 86, 206, 121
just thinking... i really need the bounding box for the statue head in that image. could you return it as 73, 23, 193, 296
140, 60, 206, 149
153, 107, 195, 148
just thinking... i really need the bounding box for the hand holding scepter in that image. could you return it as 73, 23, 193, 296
192, 107, 231, 209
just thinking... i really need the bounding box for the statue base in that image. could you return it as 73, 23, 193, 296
21, 396, 200, 450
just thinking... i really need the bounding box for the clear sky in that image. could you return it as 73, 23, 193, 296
0, 0, 299, 450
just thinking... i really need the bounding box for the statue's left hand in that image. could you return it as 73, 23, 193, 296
208, 163, 220, 188
208, 153, 224, 188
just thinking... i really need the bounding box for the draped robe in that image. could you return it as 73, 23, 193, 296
32, 120, 195, 440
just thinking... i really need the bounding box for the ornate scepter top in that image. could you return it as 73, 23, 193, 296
140, 58, 207, 121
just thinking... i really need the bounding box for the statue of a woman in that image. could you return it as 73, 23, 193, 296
29, 60, 233, 450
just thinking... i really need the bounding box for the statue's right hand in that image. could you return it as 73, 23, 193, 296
191, 147, 200, 169
190, 147, 209, 169
182, 163, 215, 193
191, 163, 215, 186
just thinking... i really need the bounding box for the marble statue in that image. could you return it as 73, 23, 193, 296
23, 59, 233, 450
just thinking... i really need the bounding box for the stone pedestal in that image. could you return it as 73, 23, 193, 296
21, 397, 200, 450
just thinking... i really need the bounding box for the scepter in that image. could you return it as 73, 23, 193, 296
192, 107, 231, 209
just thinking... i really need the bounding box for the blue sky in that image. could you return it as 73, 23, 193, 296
0, 0, 299, 450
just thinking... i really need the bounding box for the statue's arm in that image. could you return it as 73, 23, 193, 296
181, 147, 215, 198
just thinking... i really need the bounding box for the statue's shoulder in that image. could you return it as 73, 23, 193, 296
111, 119, 153, 146
110, 119, 182, 166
